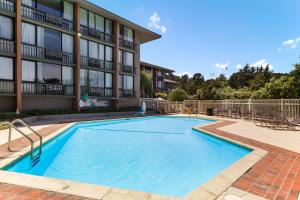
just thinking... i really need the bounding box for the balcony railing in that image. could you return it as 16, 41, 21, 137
0, 0, 14, 13
22, 82, 74, 96
119, 38, 135, 50
119, 89, 135, 98
0, 80, 15, 94
0, 38, 14, 54
22, 43, 74, 65
22, 4, 73, 31
80, 56, 113, 71
120, 64, 135, 74
81, 86, 113, 97
157, 74, 165, 80
80, 25, 114, 43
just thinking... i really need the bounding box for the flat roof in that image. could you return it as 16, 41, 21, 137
140, 61, 175, 73
72, 0, 161, 44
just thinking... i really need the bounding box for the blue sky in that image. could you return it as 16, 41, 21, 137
89, 0, 300, 78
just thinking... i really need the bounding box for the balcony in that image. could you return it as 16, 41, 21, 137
22, 82, 74, 96
157, 74, 165, 80
0, 0, 14, 13
81, 86, 113, 97
119, 38, 135, 50
22, 5, 73, 31
80, 25, 114, 43
22, 43, 74, 65
119, 89, 135, 98
120, 64, 135, 74
0, 38, 14, 54
80, 56, 113, 71
0, 80, 15, 95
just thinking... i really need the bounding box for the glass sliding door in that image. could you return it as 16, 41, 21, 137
96, 15, 104, 32
22, 23, 36, 45
80, 8, 88, 26
62, 33, 73, 53
63, 1, 73, 21
0, 57, 13, 80
22, 60, 36, 94
0, 16, 13, 40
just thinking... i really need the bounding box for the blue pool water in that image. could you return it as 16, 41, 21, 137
6, 116, 251, 197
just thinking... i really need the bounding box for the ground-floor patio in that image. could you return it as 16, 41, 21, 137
0, 114, 299, 200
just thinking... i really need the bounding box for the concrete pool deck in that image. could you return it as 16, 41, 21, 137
0, 114, 299, 199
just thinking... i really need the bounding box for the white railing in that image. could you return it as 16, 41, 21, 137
139, 98, 300, 119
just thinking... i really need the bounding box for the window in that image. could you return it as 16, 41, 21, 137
62, 66, 73, 85
80, 68, 88, 86
36, 0, 62, 17
63, 1, 73, 21
89, 70, 104, 88
105, 73, 112, 88
157, 81, 162, 88
0, 57, 13, 80
22, 60, 36, 82
118, 50, 122, 64
105, 19, 113, 35
122, 26, 134, 42
95, 15, 104, 32
80, 39, 88, 56
37, 62, 61, 84
123, 51, 134, 66
89, 12, 95, 29
157, 70, 162, 76
0, 16, 13, 40
38, 27, 62, 51
105, 46, 113, 61
80, 8, 88, 26
22, 23, 36, 45
123, 75, 133, 90
62, 33, 73, 53
99, 44, 104, 60
89, 41, 98, 59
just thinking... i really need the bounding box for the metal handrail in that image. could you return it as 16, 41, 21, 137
7, 119, 42, 164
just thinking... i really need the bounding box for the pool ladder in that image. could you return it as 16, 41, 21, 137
7, 119, 43, 167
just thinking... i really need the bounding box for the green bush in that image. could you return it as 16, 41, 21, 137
154, 92, 168, 100
168, 89, 189, 102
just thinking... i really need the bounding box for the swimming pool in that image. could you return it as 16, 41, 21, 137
6, 116, 251, 197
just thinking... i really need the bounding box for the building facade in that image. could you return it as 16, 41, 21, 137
0, 0, 160, 112
140, 61, 176, 97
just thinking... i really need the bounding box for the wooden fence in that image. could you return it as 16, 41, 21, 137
140, 98, 300, 119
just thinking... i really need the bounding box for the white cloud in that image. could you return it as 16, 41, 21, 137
278, 36, 300, 51
252, 59, 273, 70
175, 72, 193, 77
215, 63, 229, 70
236, 64, 242, 70
148, 12, 167, 33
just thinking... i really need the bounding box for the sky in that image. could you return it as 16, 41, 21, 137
89, 0, 300, 78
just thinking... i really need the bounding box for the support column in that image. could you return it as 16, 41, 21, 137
74, 3, 81, 112
15, 0, 22, 113
111, 20, 120, 110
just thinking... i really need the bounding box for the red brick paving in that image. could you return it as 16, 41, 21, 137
201, 121, 300, 200
0, 120, 299, 199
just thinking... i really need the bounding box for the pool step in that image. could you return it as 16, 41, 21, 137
32, 153, 41, 167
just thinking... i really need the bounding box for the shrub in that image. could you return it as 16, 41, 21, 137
154, 92, 168, 100
168, 89, 189, 102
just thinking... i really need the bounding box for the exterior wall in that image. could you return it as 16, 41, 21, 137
0, 0, 158, 113
22, 96, 74, 111
118, 98, 139, 108
0, 97, 15, 112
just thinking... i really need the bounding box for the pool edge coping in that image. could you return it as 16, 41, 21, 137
0, 115, 268, 200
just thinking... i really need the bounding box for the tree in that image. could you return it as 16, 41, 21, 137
187, 73, 204, 94
253, 76, 298, 99
140, 72, 153, 97
168, 89, 189, 101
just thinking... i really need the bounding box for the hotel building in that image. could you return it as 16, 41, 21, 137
140, 61, 177, 97
0, 0, 160, 112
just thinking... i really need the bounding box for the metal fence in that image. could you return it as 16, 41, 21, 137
140, 98, 300, 119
